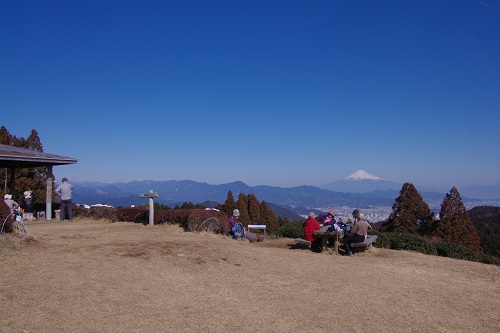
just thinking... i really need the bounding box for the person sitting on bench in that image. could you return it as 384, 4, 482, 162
303, 212, 321, 252
343, 212, 370, 256
228, 209, 264, 243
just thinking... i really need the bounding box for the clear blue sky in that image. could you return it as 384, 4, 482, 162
2, 0, 499, 189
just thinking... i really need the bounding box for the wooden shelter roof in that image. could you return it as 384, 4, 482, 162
0, 144, 78, 168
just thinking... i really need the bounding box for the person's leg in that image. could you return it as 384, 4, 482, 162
311, 238, 323, 253
244, 231, 258, 242
67, 200, 73, 220
60, 201, 66, 220
344, 237, 353, 256
346, 235, 365, 255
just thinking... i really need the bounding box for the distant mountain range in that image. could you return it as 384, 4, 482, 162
69, 170, 500, 220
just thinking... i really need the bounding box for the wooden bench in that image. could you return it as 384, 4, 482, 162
350, 235, 378, 251
294, 238, 312, 248
247, 224, 266, 234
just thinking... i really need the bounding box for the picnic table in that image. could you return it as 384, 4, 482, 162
313, 225, 343, 254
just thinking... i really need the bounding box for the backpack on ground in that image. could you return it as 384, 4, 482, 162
231, 222, 245, 239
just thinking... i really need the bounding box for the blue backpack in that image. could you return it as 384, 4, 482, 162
231, 222, 245, 238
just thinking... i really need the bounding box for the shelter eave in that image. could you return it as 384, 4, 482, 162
0, 144, 78, 168
0, 158, 78, 168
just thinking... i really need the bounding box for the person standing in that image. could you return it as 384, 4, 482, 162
55, 178, 75, 221
21, 190, 37, 221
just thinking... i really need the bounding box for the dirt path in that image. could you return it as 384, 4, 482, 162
1, 219, 499, 333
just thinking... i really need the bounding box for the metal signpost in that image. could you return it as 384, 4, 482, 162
140, 190, 158, 226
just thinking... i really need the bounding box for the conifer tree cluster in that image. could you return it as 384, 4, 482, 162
222, 191, 279, 234
380, 182, 433, 234
432, 187, 483, 253
381, 182, 484, 254
1, 126, 49, 204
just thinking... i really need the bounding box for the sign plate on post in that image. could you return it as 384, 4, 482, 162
140, 192, 158, 198
140, 190, 158, 226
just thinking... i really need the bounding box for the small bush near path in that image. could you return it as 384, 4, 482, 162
369, 230, 391, 249
435, 242, 482, 262
388, 232, 438, 255
276, 221, 303, 239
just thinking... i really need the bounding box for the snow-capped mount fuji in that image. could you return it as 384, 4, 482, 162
319, 170, 402, 193
345, 170, 384, 181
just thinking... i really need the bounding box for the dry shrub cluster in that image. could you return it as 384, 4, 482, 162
72, 206, 230, 234
0, 201, 13, 233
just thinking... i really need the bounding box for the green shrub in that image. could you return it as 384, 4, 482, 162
276, 221, 303, 239
369, 230, 391, 249
387, 232, 437, 255
478, 254, 500, 265
435, 242, 482, 262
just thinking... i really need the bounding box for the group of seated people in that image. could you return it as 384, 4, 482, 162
303, 209, 371, 256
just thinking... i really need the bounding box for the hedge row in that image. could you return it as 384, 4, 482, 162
368, 230, 499, 265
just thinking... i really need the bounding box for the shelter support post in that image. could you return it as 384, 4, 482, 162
9, 167, 15, 197
46, 166, 53, 220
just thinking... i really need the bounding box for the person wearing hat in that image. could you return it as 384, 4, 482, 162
55, 178, 75, 221
343, 212, 371, 256
2, 194, 19, 233
303, 212, 321, 252
323, 209, 340, 247
323, 209, 337, 227
21, 190, 38, 221
227, 209, 264, 243
3, 194, 20, 213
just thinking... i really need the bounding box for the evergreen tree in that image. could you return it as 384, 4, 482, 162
223, 191, 237, 215
247, 193, 261, 223
0, 126, 13, 145
380, 182, 433, 234
432, 187, 483, 253
260, 200, 278, 234
15, 129, 47, 203
1, 127, 49, 204
236, 193, 250, 225
180, 202, 201, 209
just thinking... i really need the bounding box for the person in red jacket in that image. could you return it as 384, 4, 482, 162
303, 212, 321, 252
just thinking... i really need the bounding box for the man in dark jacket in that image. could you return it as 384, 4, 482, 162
22, 190, 37, 221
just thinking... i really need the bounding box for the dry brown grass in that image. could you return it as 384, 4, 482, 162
1, 219, 499, 333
